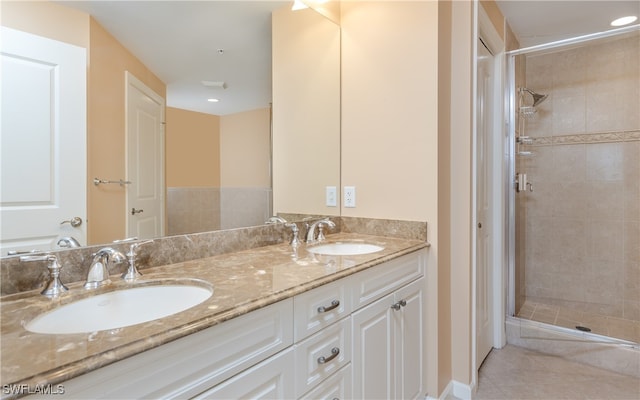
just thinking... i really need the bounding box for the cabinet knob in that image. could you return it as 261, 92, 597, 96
317, 347, 340, 364
391, 299, 407, 310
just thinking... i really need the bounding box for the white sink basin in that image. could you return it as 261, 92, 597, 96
26, 282, 213, 334
307, 242, 384, 256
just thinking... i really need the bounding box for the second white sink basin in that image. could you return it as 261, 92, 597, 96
307, 242, 384, 256
26, 282, 213, 334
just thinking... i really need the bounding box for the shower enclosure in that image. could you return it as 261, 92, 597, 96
506, 26, 640, 351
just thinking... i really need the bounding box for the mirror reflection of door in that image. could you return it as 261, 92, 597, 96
125, 72, 165, 240
0, 27, 86, 255
476, 36, 495, 367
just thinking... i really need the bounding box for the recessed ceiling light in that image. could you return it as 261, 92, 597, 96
610, 15, 638, 27
291, 0, 308, 11
207, 98, 219, 103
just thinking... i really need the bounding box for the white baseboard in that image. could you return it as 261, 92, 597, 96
430, 380, 473, 400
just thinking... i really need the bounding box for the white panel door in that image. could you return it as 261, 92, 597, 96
125, 72, 164, 240
476, 37, 495, 366
0, 27, 86, 255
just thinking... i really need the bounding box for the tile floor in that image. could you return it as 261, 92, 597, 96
474, 344, 640, 399
517, 300, 640, 344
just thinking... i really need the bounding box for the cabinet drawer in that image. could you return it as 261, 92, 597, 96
298, 364, 352, 400
57, 299, 293, 399
193, 348, 295, 400
352, 249, 425, 310
294, 317, 351, 398
294, 278, 351, 341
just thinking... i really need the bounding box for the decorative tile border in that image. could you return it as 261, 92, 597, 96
529, 130, 640, 146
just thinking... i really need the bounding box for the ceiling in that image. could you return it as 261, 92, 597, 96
57, 1, 638, 115
496, 0, 640, 48
58, 1, 288, 116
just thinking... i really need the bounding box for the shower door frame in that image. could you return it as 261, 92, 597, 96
505, 23, 640, 321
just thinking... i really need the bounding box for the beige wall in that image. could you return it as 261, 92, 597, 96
166, 107, 272, 234
220, 108, 271, 187
272, 5, 341, 216
340, 0, 442, 395
88, 18, 166, 244
0, 0, 89, 48
480, 0, 504, 40
437, 0, 453, 394
449, 0, 474, 388
166, 107, 220, 187
341, 1, 438, 223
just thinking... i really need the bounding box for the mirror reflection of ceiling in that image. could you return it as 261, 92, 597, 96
496, 0, 640, 48
57, 0, 289, 116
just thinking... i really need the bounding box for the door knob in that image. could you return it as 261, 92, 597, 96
60, 217, 82, 227
131, 208, 144, 215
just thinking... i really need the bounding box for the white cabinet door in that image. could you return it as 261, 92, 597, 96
352, 277, 425, 400
394, 278, 424, 400
193, 348, 295, 400
352, 293, 395, 400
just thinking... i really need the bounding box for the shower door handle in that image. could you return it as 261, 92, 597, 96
515, 173, 530, 192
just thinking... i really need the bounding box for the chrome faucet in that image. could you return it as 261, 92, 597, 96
57, 236, 81, 248
306, 218, 336, 243
84, 247, 125, 289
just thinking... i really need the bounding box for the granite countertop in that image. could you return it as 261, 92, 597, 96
0, 232, 427, 391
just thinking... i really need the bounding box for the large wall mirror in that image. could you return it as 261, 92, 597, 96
0, 1, 340, 255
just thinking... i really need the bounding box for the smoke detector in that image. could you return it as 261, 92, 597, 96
201, 81, 227, 89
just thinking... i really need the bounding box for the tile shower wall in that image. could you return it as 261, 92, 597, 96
521, 34, 640, 322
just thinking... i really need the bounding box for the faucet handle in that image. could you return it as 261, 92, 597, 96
285, 223, 302, 247
265, 216, 287, 224
317, 224, 327, 242
127, 239, 153, 257
20, 254, 68, 297
122, 240, 153, 281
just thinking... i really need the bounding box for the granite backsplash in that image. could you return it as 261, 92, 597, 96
1, 217, 427, 296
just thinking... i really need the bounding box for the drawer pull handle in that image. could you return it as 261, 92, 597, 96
317, 347, 340, 364
391, 299, 407, 310
317, 300, 340, 313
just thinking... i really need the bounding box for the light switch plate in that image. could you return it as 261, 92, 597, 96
326, 186, 337, 207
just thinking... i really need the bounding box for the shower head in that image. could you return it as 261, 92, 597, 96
521, 88, 548, 107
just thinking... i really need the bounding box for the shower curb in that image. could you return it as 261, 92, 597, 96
506, 317, 640, 378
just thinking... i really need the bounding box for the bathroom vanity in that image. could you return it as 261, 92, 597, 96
0, 230, 428, 399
